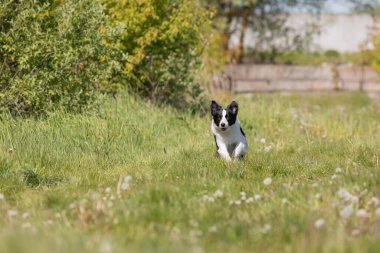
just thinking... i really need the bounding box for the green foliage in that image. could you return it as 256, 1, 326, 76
351, 0, 380, 15
0, 0, 120, 116
104, 0, 212, 110
368, 14, 380, 73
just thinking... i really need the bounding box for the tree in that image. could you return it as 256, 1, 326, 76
363, 3, 380, 75
203, 0, 326, 63
350, 0, 380, 15
103, 0, 212, 110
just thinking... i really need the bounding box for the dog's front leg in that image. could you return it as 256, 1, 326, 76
218, 144, 232, 161
233, 142, 247, 160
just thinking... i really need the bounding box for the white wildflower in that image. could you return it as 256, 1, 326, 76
123, 176, 132, 183
264, 146, 272, 152
340, 204, 354, 218
281, 198, 288, 204
0, 193, 4, 201
356, 209, 368, 218
263, 177, 272, 186
254, 194, 262, 201
190, 230, 202, 238
246, 197, 254, 203
240, 192, 246, 197
370, 197, 379, 206
260, 138, 266, 144
213, 190, 223, 198
315, 193, 322, 199
121, 182, 129, 190
21, 223, 32, 229
202, 195, 215, 203
121, 176, 132, 190
44, 220, 53, 226
311, 182, 319, 188
350, 196, 359, 204
105, 187, 111, 193
99, 239, 112, 253
331, 174, 338, 180
235, 200, 241, 205
314, 219, 325, 229
337, 188, 351, 201
8, 210, 18, 217
208, 225, 218, 233
262, 224, 272, 233
335, 167, 343, 174
22, 212, 29, 219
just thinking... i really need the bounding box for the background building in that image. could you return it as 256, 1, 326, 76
231, 13, 375, 53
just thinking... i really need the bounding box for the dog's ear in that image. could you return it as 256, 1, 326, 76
227, 101, 239, 115
210, 100, 221, 116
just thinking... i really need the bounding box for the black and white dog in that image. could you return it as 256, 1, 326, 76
211, 100, 248, 161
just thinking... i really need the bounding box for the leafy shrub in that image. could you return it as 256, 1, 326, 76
0, 0, 120, 116
325, 49, 340, 58
367, 15, 380, 73
103, 0, 211, 110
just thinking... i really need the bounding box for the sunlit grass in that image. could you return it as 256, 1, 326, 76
0, 92, 379, 253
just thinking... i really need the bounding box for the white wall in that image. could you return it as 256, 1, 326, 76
231, 14, 375, 53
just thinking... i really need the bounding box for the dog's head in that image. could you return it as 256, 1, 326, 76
211, 100, 239, 131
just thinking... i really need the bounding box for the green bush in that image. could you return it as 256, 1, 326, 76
325, 49, 340, 58
0, 0, 120, 116
104, 0, 211, 110
367, 15, 380, 73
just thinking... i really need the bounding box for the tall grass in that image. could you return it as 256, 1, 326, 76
0, 93, 379, 253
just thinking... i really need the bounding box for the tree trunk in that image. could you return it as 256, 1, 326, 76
221, 0, 234, 60
234, 6, 250, 64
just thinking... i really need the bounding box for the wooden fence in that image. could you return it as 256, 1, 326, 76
212, 64, 380, 93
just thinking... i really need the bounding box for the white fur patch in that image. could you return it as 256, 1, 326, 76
211, 117, 248, 161
220, 110, 228, 128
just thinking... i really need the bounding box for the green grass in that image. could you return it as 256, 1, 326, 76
0, 92, 380, 253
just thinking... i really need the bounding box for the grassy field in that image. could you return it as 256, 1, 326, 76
0, 93, 380, 253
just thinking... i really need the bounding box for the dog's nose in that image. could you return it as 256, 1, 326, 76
221, 123, 225, 127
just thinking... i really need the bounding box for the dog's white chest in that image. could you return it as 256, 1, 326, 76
210, 100, 247, 161
211, 120, 248, 160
